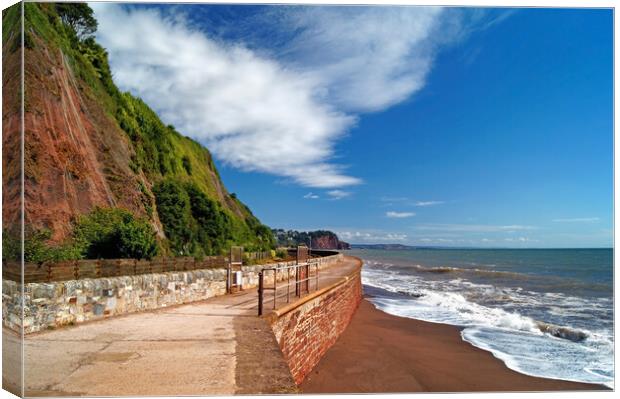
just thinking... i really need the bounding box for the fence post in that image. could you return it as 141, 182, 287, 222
273, 270, 277, 310
258, 272, 264, 316
226, 267, 231, 294
287, 267, 291, 303
315, 263, 319, 291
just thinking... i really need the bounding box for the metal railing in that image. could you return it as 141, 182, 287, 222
257, 262, 321, 316
258, 245, 317, 316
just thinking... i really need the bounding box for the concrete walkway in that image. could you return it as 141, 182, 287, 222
2, 256, 358, 396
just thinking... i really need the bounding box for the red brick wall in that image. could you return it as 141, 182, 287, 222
269, 264, 362, 385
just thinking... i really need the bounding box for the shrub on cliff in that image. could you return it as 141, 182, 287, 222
73, 207, 159, 259
153, 179, 234, 256
2, 228, 82, 264
152, 180, 195, 255
185, 182, 233, 254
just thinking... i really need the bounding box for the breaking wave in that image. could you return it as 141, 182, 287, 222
361, 259, 614, 388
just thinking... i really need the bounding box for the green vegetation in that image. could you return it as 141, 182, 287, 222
153, 180, 274, 257
2, 208, 158, 263
275, 248, 288, 259
73, 207, 159, 260
2, 228, 82, 264
55, 3, 97, 40
6, 3, 276, 260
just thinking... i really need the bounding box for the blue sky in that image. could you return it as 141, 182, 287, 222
92, 4, 613, 248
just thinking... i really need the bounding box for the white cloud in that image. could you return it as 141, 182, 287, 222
504, 237, 539, 243
386, 211, 416, 218
92, 4, 475, 188
413, 223, 537, 232
92, 4, 358, 188
337, 230, 407, 242
380, 196, 410, 203
303, 192, 319, 199
380, 197, 445, 207
327, 190, 352, 200
277, 6, 447, 112
414, 200, 444, 207
552, 217, 600, 223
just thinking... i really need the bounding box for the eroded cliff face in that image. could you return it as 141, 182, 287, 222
14, 35, 157, 241
2, 24, 22, 237
311, 235, 350, 250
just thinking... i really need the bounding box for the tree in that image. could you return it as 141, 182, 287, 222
55, 3, 97, 40
185, 183, 232, 254
153, 180, 194, 255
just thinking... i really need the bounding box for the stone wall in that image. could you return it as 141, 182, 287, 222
2, 254, 343, 334
268, 258, 362, 385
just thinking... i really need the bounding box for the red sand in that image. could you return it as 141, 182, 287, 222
301, 299, 608, 393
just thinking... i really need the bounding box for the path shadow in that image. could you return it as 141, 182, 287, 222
233, 312, 297, 394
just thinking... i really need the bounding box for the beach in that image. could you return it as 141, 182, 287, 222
301, 299, 608, 393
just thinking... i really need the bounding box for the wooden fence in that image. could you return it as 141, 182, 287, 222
2, 256, 230, 284
1, 250, 339, 284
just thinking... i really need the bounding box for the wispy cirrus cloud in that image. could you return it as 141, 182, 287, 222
337, 230, 408, 242
327, 190, 352, 200
380, 197, 445, 207
413, 223, 537, 232
386, 211, 416, 218
92, 4, 507, 189
414, 200, 445, 207
504, 237, 539, 243
552, 217, 600, 223
303, 192, 319, 199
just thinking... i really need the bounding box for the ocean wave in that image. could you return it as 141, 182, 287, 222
359, 255, 614, 387
366, 290, 613, 387
461, 327, 614, 388
402, 263, 531, 279
365, 260, 612, 295
365, 279, 594, 344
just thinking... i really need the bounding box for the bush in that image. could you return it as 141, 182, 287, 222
117, 218, 159, 259
2, 228, 82, 264
275, 249, 288, 259
182, 155, 192, 175
74, 207, 158, 259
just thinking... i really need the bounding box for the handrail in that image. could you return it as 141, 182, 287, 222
257, 261, 320, 316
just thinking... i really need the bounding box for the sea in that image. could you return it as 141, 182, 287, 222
349, 248, 614, 388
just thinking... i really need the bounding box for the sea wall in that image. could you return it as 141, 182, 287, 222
267, 258, 362, 385
2, 253, 343, 334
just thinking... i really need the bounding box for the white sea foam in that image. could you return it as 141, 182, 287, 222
362, 264, 614, 388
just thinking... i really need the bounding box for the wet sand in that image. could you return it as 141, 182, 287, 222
301, 299, 608, 393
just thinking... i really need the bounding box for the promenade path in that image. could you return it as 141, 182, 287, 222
2, 255, 359, 397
